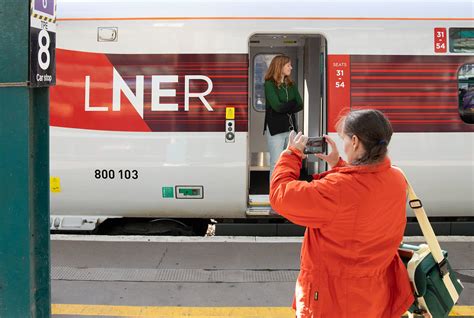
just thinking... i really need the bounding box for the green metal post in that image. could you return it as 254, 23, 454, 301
0, 1, 51, 317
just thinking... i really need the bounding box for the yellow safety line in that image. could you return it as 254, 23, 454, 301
51, 304, 474, 317
52, 305, 292, 317
450, 306, 474, 316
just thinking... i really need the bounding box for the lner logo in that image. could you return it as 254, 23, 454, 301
85, 69, 215, 118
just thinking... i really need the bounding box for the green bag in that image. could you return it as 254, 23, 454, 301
398, 244, 464, 317
395, 168, 464, 318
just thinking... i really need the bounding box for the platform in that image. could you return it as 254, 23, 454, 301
51, 235, 474, 317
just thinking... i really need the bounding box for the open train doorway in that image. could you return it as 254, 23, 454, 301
247, 34, 327, 215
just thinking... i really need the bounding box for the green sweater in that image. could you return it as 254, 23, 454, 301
264, 80, 303, 113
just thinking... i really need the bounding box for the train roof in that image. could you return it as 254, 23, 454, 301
57, 0, 474, 20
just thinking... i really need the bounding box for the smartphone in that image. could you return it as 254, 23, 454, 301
304, 136, 327, 154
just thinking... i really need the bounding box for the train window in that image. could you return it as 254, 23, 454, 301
449, 28, 474, 53
253, 54, 280, 112
458, 64, 474, 124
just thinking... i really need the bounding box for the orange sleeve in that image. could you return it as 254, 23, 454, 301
270, 146, 341, 228
312, 157, 347, 180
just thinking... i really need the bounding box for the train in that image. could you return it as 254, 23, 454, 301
49, 0, 474, 234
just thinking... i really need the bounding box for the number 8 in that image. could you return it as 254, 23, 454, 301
38, 29, 50, 70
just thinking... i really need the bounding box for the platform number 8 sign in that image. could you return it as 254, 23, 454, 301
30, 0, 56, 86
38, 29, 50, 70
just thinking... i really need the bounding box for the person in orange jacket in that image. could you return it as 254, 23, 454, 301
270, 109, 414, 318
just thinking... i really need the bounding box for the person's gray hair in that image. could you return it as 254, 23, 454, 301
339, 109, 393, 165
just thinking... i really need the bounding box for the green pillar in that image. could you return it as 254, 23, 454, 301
0, 1, 51, 317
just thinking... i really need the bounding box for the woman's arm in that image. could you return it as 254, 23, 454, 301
270, 146, 341, 228
294, 87, 303, 109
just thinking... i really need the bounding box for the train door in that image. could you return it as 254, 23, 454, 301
247, 34, 327, 216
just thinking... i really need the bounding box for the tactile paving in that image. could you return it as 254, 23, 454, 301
52, 266, 299, 283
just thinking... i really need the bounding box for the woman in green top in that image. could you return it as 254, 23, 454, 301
264, 55, 303, 178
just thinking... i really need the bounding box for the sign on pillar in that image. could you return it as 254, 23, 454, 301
30, 0, 56, 87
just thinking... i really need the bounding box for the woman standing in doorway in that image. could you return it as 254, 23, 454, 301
264, 55, 303, 178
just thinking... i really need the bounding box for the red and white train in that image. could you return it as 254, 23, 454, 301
49, 0, 474, 233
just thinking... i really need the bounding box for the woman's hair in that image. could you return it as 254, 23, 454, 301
264, 55, 294, 87
337, 109, 393, 165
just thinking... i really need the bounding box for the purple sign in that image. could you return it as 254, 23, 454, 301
34, 0, 54, 16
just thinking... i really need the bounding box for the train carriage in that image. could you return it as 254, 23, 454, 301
49, 0, 474, 233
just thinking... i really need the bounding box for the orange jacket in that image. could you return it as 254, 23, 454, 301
270, 147, 414, 318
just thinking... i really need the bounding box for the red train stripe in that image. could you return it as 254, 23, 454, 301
351, 63, 462, 66
112, 67, 248, 70
352, 83, 457, 87
143, 105, 248, 108
351, 69, 456, 73
376, 112, 457, 115
352, 86, 457, 90
111, 63, 248, 66
352, 76, 457, 80
351, 105, 456, 109
141, 92, 248, 96
209, 75, 248, 78
121, 74, 248, 78
146, 119, 243, 122
389, 120, 463, 123
352, 92, 458, 97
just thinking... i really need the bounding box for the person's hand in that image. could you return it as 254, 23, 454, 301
287, 131, 308, 156
315, 135, 340, 168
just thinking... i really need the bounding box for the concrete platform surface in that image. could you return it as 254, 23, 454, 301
51, 235, 474, 317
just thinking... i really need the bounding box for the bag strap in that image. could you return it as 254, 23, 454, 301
393, 167, 444, 263
393, 166, 460, 303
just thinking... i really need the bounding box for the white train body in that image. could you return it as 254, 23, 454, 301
50, 0, 474, 230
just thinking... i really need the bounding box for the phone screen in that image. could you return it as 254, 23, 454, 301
304, 137, 327, 154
